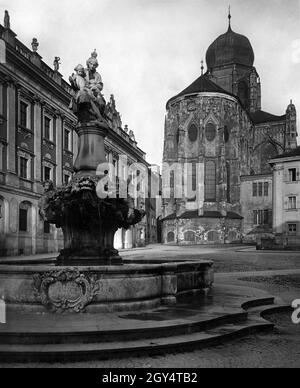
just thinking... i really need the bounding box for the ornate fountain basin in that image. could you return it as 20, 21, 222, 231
0, 260, 213, 313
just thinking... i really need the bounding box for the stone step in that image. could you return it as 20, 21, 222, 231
0, 311, 248, 345
241, 297, 275, 310
244, 303, 292, 318
0, 319, 274, 363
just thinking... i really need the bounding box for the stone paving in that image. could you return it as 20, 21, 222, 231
1, 244, 300, 368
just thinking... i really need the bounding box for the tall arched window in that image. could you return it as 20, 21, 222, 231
19, 201, 32, 233
205, 161, 216, 201
188, 124, 198, 142
238, 81, 249, 108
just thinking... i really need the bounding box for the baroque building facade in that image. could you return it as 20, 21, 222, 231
0, 12, 157, 256
162, 15, 298, 245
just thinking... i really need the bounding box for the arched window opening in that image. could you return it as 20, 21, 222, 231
205, 123, 216, 142
184, 231, 196, 242
188, 124, 198, 142
167, 231, 175, 243
207, 230, 219, 242
19, 201, 32, 233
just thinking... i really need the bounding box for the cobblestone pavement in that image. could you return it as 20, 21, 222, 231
122, 245, 300, 274
4, 311, 300, 368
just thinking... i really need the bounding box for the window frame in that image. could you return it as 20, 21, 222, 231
19, 208, 28, 232
20, 156, 28, 180
64, 128, 71, 151
288, 168, 297, 182
44, 166, 52, 182
44, 115, 53, 142
253, 183, 257, 197
288, 196, 297, 210
19, 100, 29, 128
288, 223, 297, 236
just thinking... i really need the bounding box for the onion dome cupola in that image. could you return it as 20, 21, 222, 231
206, 10, 254, 70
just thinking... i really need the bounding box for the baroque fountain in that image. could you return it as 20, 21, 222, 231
0, 52, 282, 363
0, 51, 214, 314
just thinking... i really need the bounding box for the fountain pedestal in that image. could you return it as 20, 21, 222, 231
43, 119, 143, 267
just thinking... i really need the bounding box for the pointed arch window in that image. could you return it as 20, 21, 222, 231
188, 124, 198, 142
205, 160, 216, 201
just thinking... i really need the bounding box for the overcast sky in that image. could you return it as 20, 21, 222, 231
1, 0, 300, 165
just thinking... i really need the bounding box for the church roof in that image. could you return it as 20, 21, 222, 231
271, 147, 300, 160
167, 74, 233, 107
162, 210, 243, 221
250, 110, 286, 124
206, 25, 255, 69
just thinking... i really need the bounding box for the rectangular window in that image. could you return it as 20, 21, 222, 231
64, 129, 70, 151
258, 182, 263, 197
289, 168, 297, 182
20, 157, 28, 179
258, 210, 263, 225
263, 209, 269, 225
44, 221, 50, 234
64, 174, 70, 185
288, 196, 297, 210
288, 223, 297, 236
253, 183, 257, 197
20, 101, 28, 128
44, 117, 51, 141
253, 210, 258, 225
19, 209, 28, 232
44, 166, 51, 182
264, 182, 269, 197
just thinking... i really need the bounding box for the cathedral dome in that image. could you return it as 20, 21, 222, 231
206, 25, 254, 69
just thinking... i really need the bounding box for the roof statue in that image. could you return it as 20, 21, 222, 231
31, 38, 39, 53
53, 57, 61, 72
4, 10, 10, 29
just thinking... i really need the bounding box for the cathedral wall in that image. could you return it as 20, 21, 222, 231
162, 92, 252, 245
162, 217, 242, 245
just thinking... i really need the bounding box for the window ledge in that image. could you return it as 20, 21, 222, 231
18, 125, 33, 134
63, 149, 73, 155
43, 139, 56, 147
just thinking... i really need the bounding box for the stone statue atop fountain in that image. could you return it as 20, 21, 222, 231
69, 51, 106, 124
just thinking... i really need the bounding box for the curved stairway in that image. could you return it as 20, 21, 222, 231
0, 285, 291, 363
